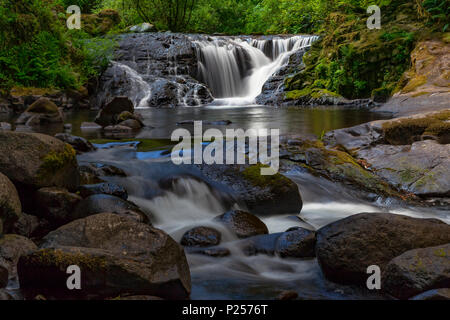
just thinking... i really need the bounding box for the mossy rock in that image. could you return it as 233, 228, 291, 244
0, 132, 79, 190
382, 110, 450, 145
25, 98, 59, 114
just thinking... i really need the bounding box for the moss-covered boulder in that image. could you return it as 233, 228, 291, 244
383, 243, 450, 299
198, 163, 303, 216
81, 10, 121, 36
18, 213, 191, 300
0, 173, 22, 232
0, 132, 79, 190
95, 97, 134, 127
15, 98, 64, 126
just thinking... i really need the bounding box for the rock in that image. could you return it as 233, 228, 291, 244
19, 213, 190, 299
0, 132, 79, 190
104, 125, 133, 133
275, 228, 316, 258
15, 98, 63, 125
0, 289, 13, 300
78, 183, 128, 200
95, 97, 134, 127
0, 235, 37, 284
83, 163, 127, 177
118, 119, 142, 129
316, 213, 450, 286
198, 164, 302, 216
35, 187, 82, 227
0, 172, 22, 232
10, 213, 41, 239
129, 22, 156, 33
357, 140, 450, 197
80, 122, 102, 131
240, 233, 282, 256
410, 288, 450, 300
78, 165, 104, 185
215, 210, 268, 239
54, 133, 96, 153
383, 244, 450, 299
180, 227, 221, 247
184, 246, 230, 257
0, 266, 7, 288
277, 290, 298, 300
72, 194, 150, 224
0, 122, 11, 131
95, 33, 213, 108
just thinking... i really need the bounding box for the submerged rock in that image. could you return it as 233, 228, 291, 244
185, 246, 230, 257
19, 213, 191, 300
383, 244, 450, 299
78, 183, 128, 200
316, 212, 450, 286
180, 226, 222, 247
215, 210, 268, 239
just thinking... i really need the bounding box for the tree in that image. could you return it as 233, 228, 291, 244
131, 0, 196, 31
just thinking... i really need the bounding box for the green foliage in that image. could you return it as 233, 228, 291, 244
59, 0, 102, 13
0, 0, 114, 93
421, 0, 450, 31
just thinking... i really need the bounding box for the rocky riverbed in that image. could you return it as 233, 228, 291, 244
0, 30, 449, 300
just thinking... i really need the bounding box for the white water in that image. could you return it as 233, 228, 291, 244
194, 35, 319, 104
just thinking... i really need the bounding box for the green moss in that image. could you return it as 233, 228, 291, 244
401, 75, 427, 93
284, 87, 340, 101
36, 248, 108, 272
242, 163, 291, 189
38, 144, 77, 177
382, 110, 450, 145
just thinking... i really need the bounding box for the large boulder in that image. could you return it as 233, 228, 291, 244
383, 244, 450, 299
72, 194, 150, 224
0, 235, 37, 284
0, 132, 79, 190
215, 210, 268, 239
35, 187, 82, 227
94, 97, 134, 127
316, 212, 450, 286
180, 226, 221, 247
15, 98, 63, 126
0, 173, 22, 232
18, 213, 191, 299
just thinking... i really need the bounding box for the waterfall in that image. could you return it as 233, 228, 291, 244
194, 35, 319, 104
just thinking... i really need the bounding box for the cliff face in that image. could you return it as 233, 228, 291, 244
376, 38, 450, 116
282, 1, 448, 107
